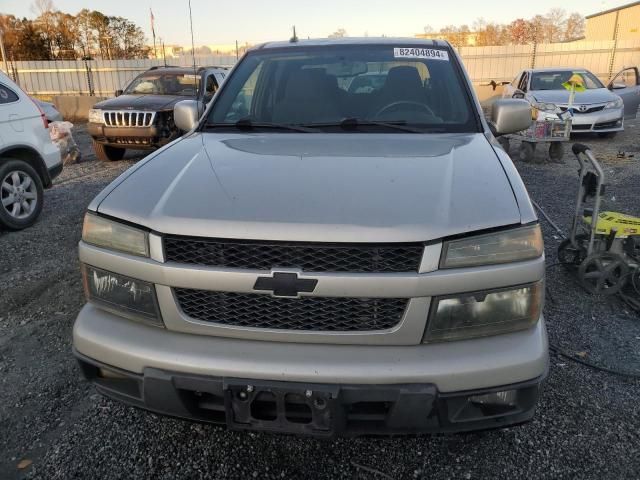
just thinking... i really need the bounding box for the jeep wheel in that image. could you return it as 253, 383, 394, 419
0, 159, 44, 230
93, 141, 126, 162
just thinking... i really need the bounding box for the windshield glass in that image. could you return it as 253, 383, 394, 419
124, 72, 200, 96
530, 70, 604, 91
208, 44, 476, 132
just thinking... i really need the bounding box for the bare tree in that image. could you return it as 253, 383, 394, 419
564, 13, 585, 41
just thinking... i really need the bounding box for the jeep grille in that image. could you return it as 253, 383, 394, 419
104, 110, 156, 127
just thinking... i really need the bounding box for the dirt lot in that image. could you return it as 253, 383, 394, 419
0, 123, 639, 479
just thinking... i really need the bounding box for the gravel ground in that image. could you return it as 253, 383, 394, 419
0, 123, 639, 480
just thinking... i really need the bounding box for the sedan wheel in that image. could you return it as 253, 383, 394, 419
0, 160, 44, 230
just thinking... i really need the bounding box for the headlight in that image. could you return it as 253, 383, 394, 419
82, 265, 162, 325
532, 101, 557, 113
441, 225, 543, 269
424, 281, 543, 342
82, 213, 149, 257
88, 108, 104, 123
605, 97, 623, 109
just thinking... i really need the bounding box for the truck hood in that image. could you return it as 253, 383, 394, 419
531, 88, 617, 105
97, 132, 522, 242
94, 94, 190, 111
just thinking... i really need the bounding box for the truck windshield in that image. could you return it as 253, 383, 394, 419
124, 73, 200, 96
208, 44, 477, 132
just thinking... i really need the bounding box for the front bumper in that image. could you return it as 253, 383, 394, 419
73, 304, 548, 435
569, 109, 623, 133
75, 349, 545, 437
88, 122, 174, 149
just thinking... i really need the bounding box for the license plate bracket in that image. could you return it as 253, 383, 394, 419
224, 379, 340, 436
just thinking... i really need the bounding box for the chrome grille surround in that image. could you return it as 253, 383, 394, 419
103, 110, 156, 127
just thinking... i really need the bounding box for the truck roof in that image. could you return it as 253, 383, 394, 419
255, 37, 450, 50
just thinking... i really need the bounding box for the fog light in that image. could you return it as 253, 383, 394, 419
469, 389, 517, 407
82, 264, 162, 326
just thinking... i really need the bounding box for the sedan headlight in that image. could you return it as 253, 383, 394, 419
82, 265, 162, 325
424, 281, 543, 342
82, 213, 149, 257
605, 97, 623, 110
441, 225, 543, 269
532, 101, 558, 113
88, 108, 104, 123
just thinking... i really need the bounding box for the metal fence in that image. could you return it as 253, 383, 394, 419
459, 39, 640, 85
4, 55, 237, 98
4, 39, 640, 99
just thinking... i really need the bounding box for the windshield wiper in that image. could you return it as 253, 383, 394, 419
204, 118, 317, 133
304, 118, 441, 133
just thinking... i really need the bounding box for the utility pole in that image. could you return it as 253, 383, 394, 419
0, 28, 7, 75
235, 40, 239, 60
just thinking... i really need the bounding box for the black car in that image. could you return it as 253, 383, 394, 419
87, 66, 227, 161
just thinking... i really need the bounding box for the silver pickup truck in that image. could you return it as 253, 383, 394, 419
73, 38, 547, 437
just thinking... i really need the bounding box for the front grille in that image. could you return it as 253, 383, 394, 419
104, 110, 156, 127
106, 136, 154, 145
174, 289, 408, 331
163, 237, 424, 273
572, 124, 591, 130
559, 105, 605, 115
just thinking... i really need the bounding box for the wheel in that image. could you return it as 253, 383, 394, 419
0, 159, 44, 230
557, 236, 588, 266
597, 132, 616, 139
93, 140, 125, 161
548, 142, 564, 162
578, 253, 629, 295
498, 137, 510, 154
518, 141, 536, 162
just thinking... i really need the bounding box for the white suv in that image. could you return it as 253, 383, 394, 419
0, 72, 62, 230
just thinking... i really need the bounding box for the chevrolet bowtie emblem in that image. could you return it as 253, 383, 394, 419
253, 272, 318, 297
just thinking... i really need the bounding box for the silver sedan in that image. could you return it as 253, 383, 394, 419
503, 67, 640, 137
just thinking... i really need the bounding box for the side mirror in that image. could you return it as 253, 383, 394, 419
114, 89, 123, 97
490, 99, 532, 137
512, 90, 525, 99
174, 100, 203, 131
609, 82, 626, 90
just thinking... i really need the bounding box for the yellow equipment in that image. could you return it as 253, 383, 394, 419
557, 144, 640, 294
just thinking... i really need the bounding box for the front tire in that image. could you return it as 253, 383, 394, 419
93, 140, 126, 162
518, 141, 536, 162
0, 159, 44, 230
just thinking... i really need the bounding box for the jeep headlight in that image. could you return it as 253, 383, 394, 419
605, 97, 623, 109
424, 281, 543, 342
441, 225, 543, 269
88, 108, 104, 123
82, 213, 149, 257
82, 265, 162, 325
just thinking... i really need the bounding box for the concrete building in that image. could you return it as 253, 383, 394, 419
585, 1, 640, 41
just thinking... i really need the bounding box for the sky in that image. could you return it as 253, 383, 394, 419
0, 0, 633, 46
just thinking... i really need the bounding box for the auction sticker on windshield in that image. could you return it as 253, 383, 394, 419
394, 48, 449, 61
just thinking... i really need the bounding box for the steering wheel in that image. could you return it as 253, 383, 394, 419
374, 101, 435, 118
